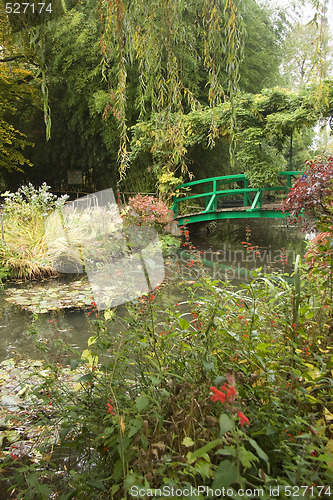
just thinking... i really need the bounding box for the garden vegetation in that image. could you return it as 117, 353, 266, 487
0, 157, 332, 499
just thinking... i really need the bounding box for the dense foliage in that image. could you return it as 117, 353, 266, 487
0, 12, 37, 177
3, 0, 331, 192
284, 154, 333, 308
131, 83, 333, 188
0, 260, 332, 498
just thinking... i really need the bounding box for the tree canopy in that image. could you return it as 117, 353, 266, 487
0, 0, 332, 193
0, 10, 37, 175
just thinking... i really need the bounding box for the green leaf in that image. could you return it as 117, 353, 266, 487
239, 447, 258, 468
194, 458, 212, 479
86, 479, 106, 491
216, 446, 236, 457
213, 376, 227, 386
256, 343, 271, 351
178, 318, 190, 330
212, 460, 238, 489
27, 473, 39, 488
182, 436, 195, 447
248, 438, 269, 462
135, 395, 149, 411
77, 373, 94, 383
70, 359, 80, 370
219, 413, 235, 436
187, 438, 221, 462
202, 356, 214, 372
113, 459, 123, 482
128, 420, 143, 438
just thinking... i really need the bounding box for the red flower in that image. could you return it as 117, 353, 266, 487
210, 386, 227, 403
237, 411, 249, 427
107, 402, 115, 415
226, 385, 237, 401
210, 384, 237, 404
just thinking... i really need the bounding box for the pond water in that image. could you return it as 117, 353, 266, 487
0, 218, 306, 362
188, 218, 306, 280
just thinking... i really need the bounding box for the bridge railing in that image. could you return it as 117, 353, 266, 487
171, 171, 302, 217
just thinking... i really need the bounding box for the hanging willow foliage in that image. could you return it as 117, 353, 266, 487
99, 0, 244, 180
2, 0, 329, 184
1, 0, 74, 139
309, 0, 331, 109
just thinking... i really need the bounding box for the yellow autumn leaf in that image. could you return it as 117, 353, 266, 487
81, 349, 98, 367
120, 416, 125, 435
325, 439, 333, 468
324, 408, 333, 422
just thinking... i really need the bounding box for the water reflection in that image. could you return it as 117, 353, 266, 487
0, 219, 306, 361
182, 218, 306, 281
0, 300, 93, 361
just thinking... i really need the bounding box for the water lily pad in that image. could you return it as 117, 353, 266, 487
4, 278, 95, 313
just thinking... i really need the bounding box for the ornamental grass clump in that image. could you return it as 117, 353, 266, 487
0, 184, 68, 279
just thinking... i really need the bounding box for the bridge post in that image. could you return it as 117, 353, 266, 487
248, 189, 263, 211
212, 179, 217, 211
205, 179, 217, 212
171, 198, 178, 217
243, 178, 249, 206
258, 190, 263, 208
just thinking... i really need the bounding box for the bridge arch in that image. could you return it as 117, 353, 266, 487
172, 171, 302, 225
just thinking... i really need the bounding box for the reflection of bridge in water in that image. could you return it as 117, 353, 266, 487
172, 171, 302, 225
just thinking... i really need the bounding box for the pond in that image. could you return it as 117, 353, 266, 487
0, 218, 307, 362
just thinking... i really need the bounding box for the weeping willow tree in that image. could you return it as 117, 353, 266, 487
2, 0, 330, 192
98, 0, 244, 185
99, 0, 332, 190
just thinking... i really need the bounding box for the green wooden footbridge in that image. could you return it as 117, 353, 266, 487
171, 171, 302, 225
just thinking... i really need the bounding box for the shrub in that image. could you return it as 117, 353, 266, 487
283, 154, 333, 231
283, 154, 333, 299
2, 182, 69, 216
124, 194, 174, 227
